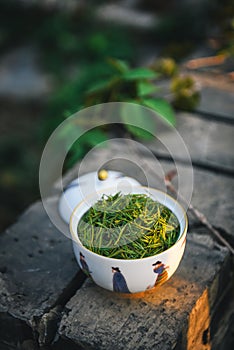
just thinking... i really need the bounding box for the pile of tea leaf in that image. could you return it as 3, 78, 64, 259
78, 192, 180, 259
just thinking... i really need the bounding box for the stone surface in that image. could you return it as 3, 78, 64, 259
18, 0, 84, 11
197, 86, 234, 121
0, 46, 52, 100
58, 233, 231, 350
211, 283, 234, 350
188, 72, 234, 121
96, 3, 157, 29
187, 168, 234, 236
157, 162, 234, 238
147, 111, 234, 173
0, 157, 233, 348
0, 200, 79, 347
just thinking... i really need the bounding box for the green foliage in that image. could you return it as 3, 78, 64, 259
36, 14, 133, 77
46, 55, 201, 169
45, 56, 179, 169
142, 98, 176, 126
121, 104, 157, 140
37, 14, 200, 169
122, 67, 159, 80
36, 13, 136, 169
85, 58, 176, 126
44, 62, 116, 135
65, 128, 108, 169
137, 81, 157, 97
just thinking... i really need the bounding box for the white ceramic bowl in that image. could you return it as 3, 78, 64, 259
70, 186, 188, 294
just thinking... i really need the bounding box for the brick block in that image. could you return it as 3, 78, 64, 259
58, 233, 231, 350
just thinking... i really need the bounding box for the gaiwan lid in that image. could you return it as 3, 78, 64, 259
58, 170, 141, 224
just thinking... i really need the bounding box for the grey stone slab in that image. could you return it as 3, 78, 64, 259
147, 111, 234, 172
180, 69, 234, 120
211, 283, 234, 350
96, 4, 157, 30
0, 47, 52, 100
58, 233, 230, 350
149, 73, 233, 121
17, 0, 83, 11
0, 140, 233, 348
174, 165, 234, 236
0, 200, 78, 322
196, 86, 234, 121
191, 171, 234, 233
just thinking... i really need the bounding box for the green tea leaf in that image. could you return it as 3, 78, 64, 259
143, 98, 176, 126
78, 193, 180, 259
123, 68, 158, 81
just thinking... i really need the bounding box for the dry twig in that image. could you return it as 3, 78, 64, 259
185, 54, 227, 69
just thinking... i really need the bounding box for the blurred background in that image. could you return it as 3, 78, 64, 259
0, 0, 233, 231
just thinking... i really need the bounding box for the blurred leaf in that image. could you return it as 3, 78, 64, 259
86, 77, 119, 95
137, 81, 157, 96
84, 129, 108, 147
65, 128, 107, 169
121, 103, 155, 140
125, 125, 154, 140
86, 79, 113, 95
56, 123, 82, 152
57, 122, 75, 140
88, 33, 108, 53
107, 57, 130, 73
65, 144, 86, 169
143, 98, 176, 126
123, 68, 158, 81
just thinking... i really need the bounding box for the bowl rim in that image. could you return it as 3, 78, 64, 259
70, 186, 188, 262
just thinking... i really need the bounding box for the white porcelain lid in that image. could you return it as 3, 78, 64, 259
58, 170, 141, 224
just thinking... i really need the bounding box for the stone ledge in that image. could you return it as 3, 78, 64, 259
195, 87, 234, 121
17, 0, 84, 11
0, 200, 79, 348
58, 233, 231, 350
0, 140, 233, 348
147, 111, 234, 173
